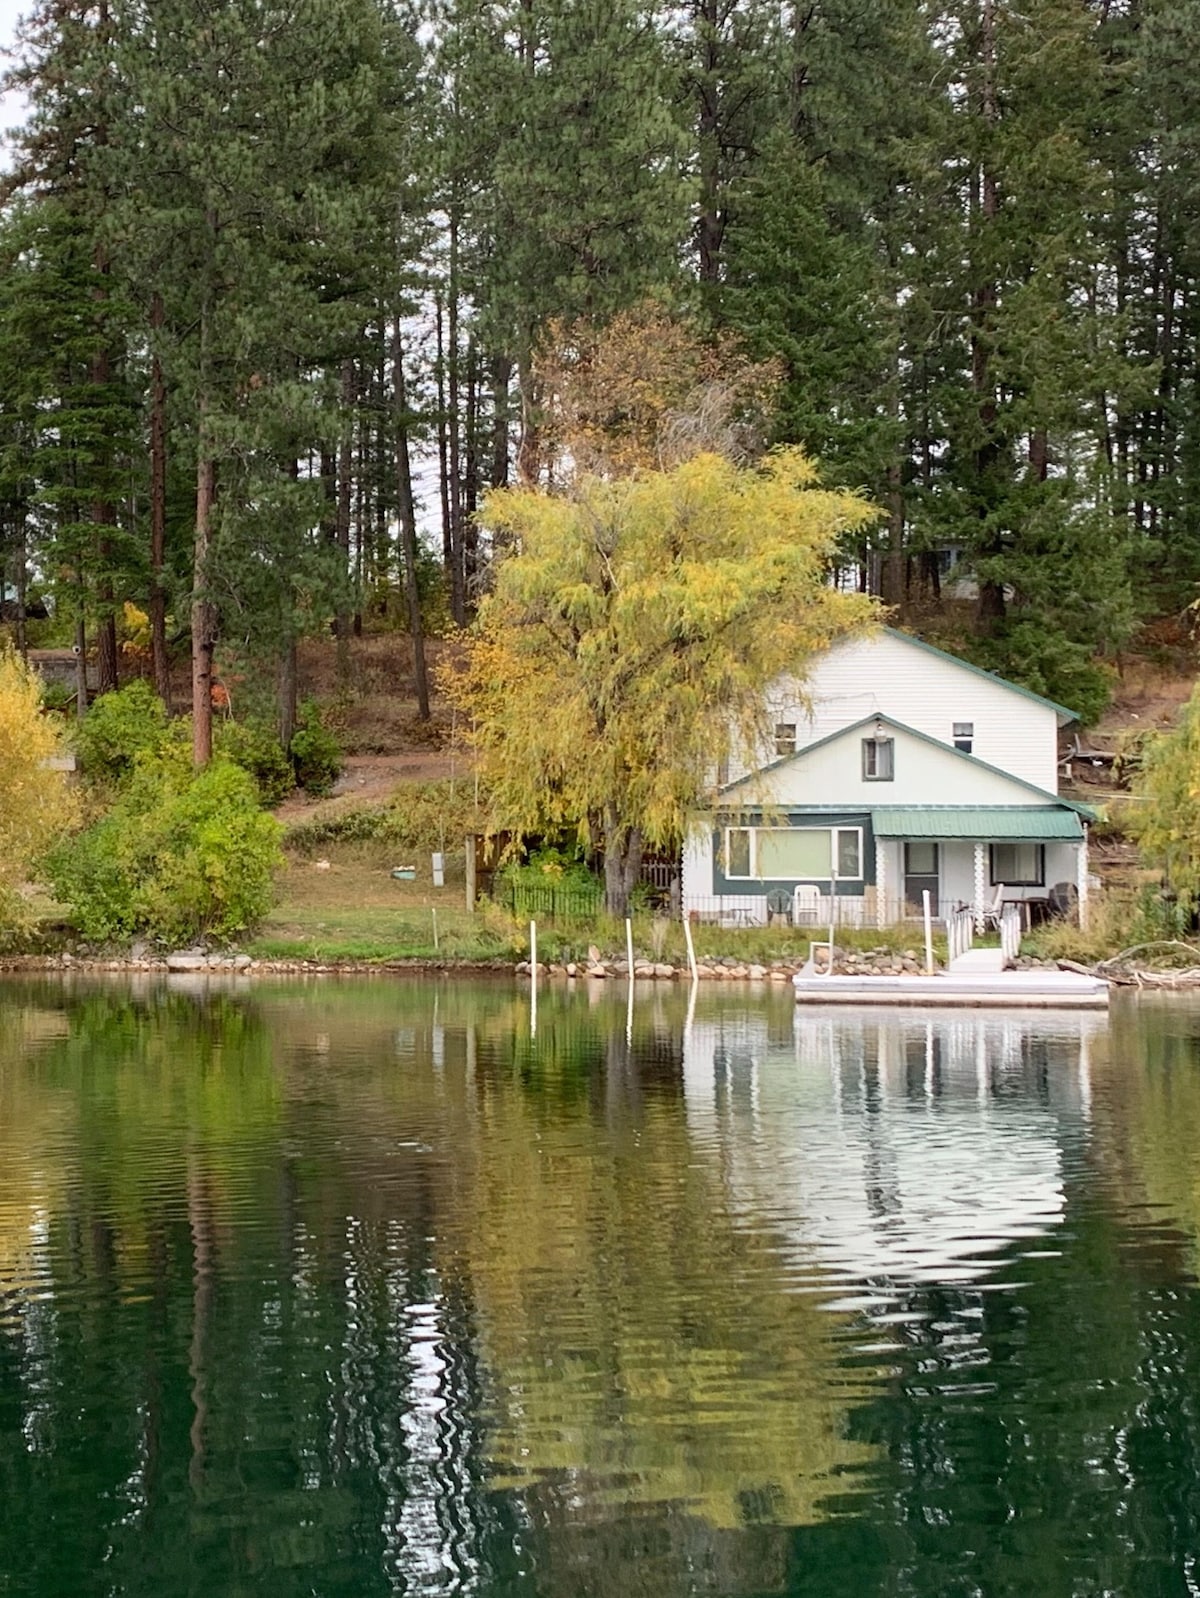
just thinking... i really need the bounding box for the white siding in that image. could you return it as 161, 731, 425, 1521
741, 632, 1062, 794
725, 721, 1055, 809
682, 825, 712, 905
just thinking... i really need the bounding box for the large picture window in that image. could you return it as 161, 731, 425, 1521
989, 842, 1045, 886
721, 825, 864, 882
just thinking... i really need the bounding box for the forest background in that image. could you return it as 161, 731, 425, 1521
0, 0, 1197, 754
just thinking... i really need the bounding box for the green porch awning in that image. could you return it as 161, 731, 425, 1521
872, 806, 1084, 841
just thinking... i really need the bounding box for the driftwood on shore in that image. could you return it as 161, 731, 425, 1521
1062, 941, 1200, 988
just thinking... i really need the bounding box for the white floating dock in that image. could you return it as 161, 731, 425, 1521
793, 970, 1109, 1008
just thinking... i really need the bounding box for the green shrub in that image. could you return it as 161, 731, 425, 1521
40, 681, 74, 714
76, 680, 169, 784
289, 700, 343, 796
216, 720, 294, 806
284, 780, 488, 856
46, 752, 284, 945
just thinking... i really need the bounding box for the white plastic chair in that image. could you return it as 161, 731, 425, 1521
981, 882, 1005, 931
793, 884, 822, 926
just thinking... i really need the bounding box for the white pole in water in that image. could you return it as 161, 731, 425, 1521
529, 919, 538, 1039
922, 889, 934, 974
625, 916, 636, 1046
432, 908, 439, 953
682, 911, 699, 984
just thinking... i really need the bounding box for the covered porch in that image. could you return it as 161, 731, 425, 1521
870, 806, 1090, 931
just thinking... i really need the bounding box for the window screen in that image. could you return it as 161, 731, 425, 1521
835, 828, 862, 878
990, 842, 1044, 886
774, 723, 797, 758
757, 828, 831, 879
725, 828, 752, 877
862, 737, 895, 780
904, 841, 938, 876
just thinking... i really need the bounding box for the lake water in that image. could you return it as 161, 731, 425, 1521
3, 979, 1200, 1595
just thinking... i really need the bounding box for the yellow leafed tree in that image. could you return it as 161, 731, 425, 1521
445, 448, 878, 913
0, 649, 77, 929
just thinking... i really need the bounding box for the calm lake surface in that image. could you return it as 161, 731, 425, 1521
4, 979, 1200, 1595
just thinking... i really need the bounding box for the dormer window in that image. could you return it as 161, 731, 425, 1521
953, 721, 974, 753
862, 736, 894, 781
774, 722, 797, 758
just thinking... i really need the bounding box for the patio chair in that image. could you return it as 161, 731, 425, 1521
981, 882, 1005, 931
792, 883, 822, 926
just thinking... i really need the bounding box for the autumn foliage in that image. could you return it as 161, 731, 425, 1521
444, 448, 878, 912
0, 649, 76, 929
532, 303, 783, 482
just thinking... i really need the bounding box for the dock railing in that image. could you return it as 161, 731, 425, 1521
999, 902, 1022, 968
948, 907, 974, 965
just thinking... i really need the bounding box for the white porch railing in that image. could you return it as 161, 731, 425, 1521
948, 907, 974, 965
999, 901, 1022, 968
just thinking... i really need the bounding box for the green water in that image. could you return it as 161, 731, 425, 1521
3, 980, 1200, 1595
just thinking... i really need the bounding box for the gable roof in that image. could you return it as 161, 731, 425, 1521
879, 628, 1080, 726
720, 712, 1095, 818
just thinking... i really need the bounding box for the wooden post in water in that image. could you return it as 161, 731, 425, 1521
465, 834, 477, 913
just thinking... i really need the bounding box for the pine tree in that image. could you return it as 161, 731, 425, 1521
111, 0, 407, 761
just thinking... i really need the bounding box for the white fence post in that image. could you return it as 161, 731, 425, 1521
948, 907, 974, 966
1000, 902, 1021, 968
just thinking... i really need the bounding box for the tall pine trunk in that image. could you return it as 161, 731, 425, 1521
149, 293, 171, 708
972, 0, 1005, 628
335, 360, 354, 683
13, 514, 27, 660
391, 321, 431, 721
696, 0, 722, 286
191, 444, 216, 767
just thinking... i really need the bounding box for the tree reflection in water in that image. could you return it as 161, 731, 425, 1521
1, 981, 1200, 1596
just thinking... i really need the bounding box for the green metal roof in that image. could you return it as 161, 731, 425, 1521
872, 806, 1085, 841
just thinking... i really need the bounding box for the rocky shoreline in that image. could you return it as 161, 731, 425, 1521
0, 942, 1061, 981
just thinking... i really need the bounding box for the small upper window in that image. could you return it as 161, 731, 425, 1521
953, 721, 974, 754
862, 736, 894, 781
774, 722, 797, 758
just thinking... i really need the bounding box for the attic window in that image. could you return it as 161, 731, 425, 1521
774, 723, 797, 758
862, 736, 894, 781
953, 721, 974, 754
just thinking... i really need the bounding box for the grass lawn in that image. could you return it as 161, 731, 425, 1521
248, 854, 519, 961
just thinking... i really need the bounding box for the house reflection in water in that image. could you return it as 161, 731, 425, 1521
682, 1007, 1104, 1300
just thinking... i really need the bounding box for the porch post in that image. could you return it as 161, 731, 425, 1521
973, 841, 986, 933
876, 836, 887, 928
1077, 824, 1090, 929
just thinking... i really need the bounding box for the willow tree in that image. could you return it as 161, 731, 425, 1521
1134, 684, 1200, 912
447, 448, 877, 915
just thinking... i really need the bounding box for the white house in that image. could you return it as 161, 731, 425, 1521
682, 628, 1093, 929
